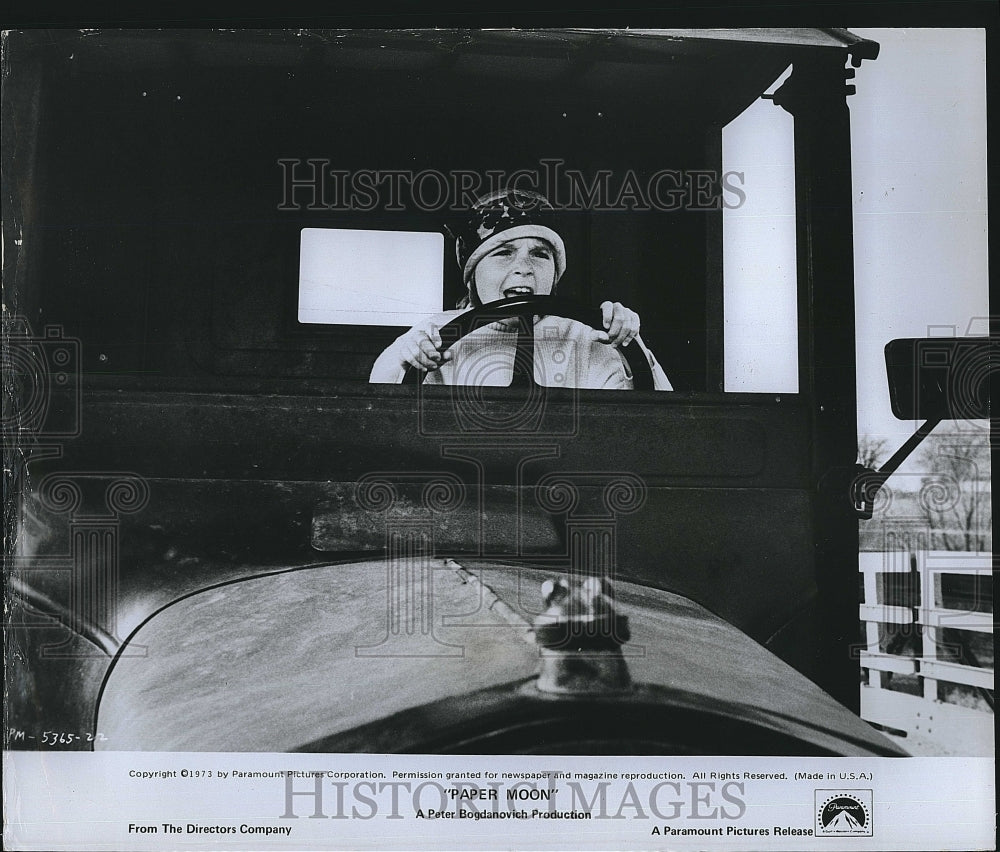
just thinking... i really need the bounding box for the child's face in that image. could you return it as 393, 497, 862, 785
473, 237, 557, 304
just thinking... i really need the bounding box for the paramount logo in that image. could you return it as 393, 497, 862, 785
815, 790, 873, 837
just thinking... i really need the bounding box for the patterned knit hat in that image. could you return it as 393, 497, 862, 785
451, 189, 566, 305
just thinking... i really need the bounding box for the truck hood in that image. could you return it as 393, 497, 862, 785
96, 558, 904, 755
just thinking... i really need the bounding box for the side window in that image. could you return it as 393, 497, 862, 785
297, 228, 445, 327
722, 68, 799, 394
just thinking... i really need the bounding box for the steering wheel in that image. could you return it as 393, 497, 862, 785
401, 295, 654, 390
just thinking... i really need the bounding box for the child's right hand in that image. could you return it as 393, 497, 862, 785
391, 320, 453, 372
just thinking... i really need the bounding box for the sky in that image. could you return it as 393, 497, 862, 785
723, 27, 989, 454
849, 28, 988, 443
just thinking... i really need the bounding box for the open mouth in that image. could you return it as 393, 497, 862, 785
502, 286, 535, 298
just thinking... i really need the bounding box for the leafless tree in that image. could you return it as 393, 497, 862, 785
917, 431, 991, 552
857, 435, 889, 469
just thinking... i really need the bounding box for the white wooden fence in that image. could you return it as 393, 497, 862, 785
859, 550, 994, 755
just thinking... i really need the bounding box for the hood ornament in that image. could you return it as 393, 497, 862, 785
533, 575, 632, 694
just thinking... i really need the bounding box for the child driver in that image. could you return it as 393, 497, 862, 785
370, 189, 671, 391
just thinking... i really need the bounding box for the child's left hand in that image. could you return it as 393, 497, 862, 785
593, 301, 640, 347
